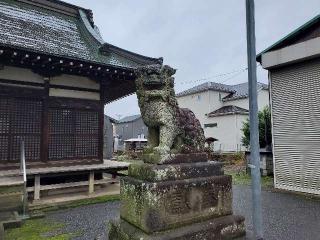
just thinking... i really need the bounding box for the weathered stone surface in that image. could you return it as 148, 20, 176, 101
142, 152, 209, 165
128, 161, 223, 182
108, 153, 245, 239
120, 175, 233, 233
109, 215, 245, 240
135, 65, 206, 164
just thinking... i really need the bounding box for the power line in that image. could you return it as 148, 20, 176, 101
219, 68, 248, 84
178, 67, 248, 85
177, 64, 261, 86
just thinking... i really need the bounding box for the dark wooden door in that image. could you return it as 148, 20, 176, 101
48, 99, 99, 161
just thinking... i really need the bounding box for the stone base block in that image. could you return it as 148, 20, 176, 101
142, 152, 208, 164
109, 215, 245, 240
128, 161, 223, 182
121, 175, 233, 233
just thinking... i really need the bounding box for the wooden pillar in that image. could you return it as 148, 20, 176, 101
34, 175, 41, 200
88, 171, 95, 195
40, 78, 49, 162
98, 80, 107, 162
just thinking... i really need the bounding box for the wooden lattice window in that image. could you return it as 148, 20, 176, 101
0, 96, 42, 163
0, 97, 9, 161
48, 107, 99, 160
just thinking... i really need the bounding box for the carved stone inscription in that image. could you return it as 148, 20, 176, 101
166, 186, 218, 215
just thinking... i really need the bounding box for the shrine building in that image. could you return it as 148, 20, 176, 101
0, 0, 162, 201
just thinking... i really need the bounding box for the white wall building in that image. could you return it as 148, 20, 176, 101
177, 82, 269, 152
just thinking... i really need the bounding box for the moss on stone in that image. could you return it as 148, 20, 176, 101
128, 163, 156, 181
119, 175, 233, 234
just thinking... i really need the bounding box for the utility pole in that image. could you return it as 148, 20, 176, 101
245, 0, 263, 239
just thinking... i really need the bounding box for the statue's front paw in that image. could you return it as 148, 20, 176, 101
153, 146, 170, 155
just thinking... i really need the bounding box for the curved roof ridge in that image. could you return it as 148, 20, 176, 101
100, 43, 163, 66
79, 9, 104, 45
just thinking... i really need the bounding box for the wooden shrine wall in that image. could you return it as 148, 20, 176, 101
0, 81, 103, 165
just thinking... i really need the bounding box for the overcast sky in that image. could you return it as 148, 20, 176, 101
65, 0, 320, 120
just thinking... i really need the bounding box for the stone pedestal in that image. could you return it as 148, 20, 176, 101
109, 153, 245, 239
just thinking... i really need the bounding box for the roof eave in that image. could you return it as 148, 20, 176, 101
0, 43, 138, 71
100, 43, 163, 66
207, 111, 249, 117
257, 14, 320, 62
222, 95, 248, 102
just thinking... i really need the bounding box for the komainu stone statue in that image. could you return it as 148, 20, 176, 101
135, 64, 205, 163
108, 64, 246, 240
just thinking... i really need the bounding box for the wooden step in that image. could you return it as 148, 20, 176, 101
0, 169, 22, 178
0, 176, 24, 187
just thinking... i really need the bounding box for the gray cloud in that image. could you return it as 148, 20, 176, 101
65, 0, 320, 119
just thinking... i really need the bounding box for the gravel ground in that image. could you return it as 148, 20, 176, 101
47, 201, 120, 240
46, 186, 320, 240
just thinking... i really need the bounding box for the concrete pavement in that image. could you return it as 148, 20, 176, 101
233, 185, 320, 240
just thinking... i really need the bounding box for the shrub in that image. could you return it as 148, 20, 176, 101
241, 106, 272, 148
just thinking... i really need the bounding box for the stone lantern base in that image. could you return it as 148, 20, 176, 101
108, 153, 245, 240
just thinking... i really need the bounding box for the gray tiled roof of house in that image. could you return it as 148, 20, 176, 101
118, 114, 141, 123
0, 0, 161, 69
176, 81, 268, 101
176, 82, 235, 97
222, 82, 268, 101
207, 105, 249, 117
